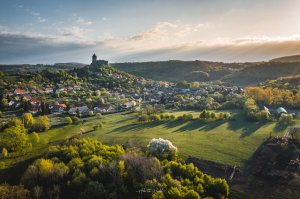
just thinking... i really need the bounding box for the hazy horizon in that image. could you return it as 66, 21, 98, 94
1, 0, 300, 64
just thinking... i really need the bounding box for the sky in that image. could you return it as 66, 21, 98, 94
0, 0, 300, 64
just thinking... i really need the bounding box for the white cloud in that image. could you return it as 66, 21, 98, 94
30, 12, 40, 16
101, 17, 111, 21
130, 21, 205, 42
77, 17, 93, 25
37, 17, 47, 23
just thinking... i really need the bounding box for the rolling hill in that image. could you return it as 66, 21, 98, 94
112, 59, 300, 86
270, 54, 300, 63
0, 62, 86, 74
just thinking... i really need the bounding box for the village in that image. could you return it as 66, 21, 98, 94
0, 54, 249, 121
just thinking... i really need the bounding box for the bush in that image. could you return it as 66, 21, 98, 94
32, 132, 40, 144
93, 123, 103, 131
1, 148, 8, 158
64, 117, 73, 124
150, 114, 161, 121
138, 114, 149, 122
71, 116, 80, 123
279, 114, 293, 125
89, 111, 94, 117
148, 138, 178, 160
33, 116, 51, 132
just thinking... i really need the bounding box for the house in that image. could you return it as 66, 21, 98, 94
94, 104, 113, 113
31, 98, 41, 105
68, 106, 89, 116
276, 107, 288, 117
53, 104, 67, 113
122, 101, 137, 109
8, 100, 15, 107
45, 88, 54, 94
14, 89, 27, 95
29, 108, 39, 115
263, 106, 271, 115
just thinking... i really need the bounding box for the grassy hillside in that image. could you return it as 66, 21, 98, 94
270, 55, 300, 62
112, 61, 249, 82
223, 62, 300, 86
112, 60, 300, 86
2, 110, 299, 184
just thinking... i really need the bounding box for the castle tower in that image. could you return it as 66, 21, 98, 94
92, 53, 97, 63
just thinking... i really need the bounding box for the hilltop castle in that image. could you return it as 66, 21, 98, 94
91, 53, 108, 66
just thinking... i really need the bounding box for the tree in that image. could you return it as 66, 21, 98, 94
23, 113, 35, 129
1, 98, 9, 109
0, 125, 30, 152
34, 116, 51, 132
148, 138, 178, 160
0, 184, 30, 199
1, 147, 8, 158
7, 117, 23, 127
294, 92, 300, 108
279, 114, 293, 125
190, 81, 200, 89
32, 132, 40, 144
64, 117, 73, 124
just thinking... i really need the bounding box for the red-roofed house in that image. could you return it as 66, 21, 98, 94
53, 104, 67, 113
14, 89, 27, 95
31, 98, 41, 105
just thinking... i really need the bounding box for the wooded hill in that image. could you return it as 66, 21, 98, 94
0, 62, 86, 74
112, 57, 300, 86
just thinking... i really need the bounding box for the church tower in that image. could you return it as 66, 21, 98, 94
92, 53, 97, 63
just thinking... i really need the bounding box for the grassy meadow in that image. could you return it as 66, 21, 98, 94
2, 109, 299, 184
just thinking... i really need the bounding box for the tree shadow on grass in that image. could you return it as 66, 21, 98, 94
227, 119, 266, 138
273, 122, 289, 132
173, 120, 226, 133
0, 156, 40, 184
163, 119, 185, 129
109, 121, 165, 133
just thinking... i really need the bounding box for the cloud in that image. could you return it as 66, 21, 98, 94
129, 21, 205, 44
61, 26, 88, 40
77, 17, 93, 25
24, 8, 47, 23
1, 23, 300, 64
101, 17, 111, 21
0, 29, 103, 64
37, 17, 47, 23
114, 37, 300, 62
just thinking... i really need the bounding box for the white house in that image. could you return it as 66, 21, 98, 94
68, 106, 89, 115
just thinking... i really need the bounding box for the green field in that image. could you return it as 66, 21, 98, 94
85, 110, 288, 166
1, 109, 297, 180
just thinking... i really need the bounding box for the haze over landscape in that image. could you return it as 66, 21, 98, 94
1, 0, 300, 64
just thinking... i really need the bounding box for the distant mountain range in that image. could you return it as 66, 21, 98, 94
112, 55, 300, 86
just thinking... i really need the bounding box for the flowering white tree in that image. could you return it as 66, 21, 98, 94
148, 138, 178, 160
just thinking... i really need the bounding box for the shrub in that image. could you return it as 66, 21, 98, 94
148, 138, 178, 160
279, 114, 293, 125
32, 132, 40, 144
33, 116, 51, 132
64, 116, 73, 124
1, 148, 8, 158
150, 114, 161, 121
89, 111, 94, 117
71, 116, 80, 123
93, 123, 103, 131
138, 114, 149, 122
